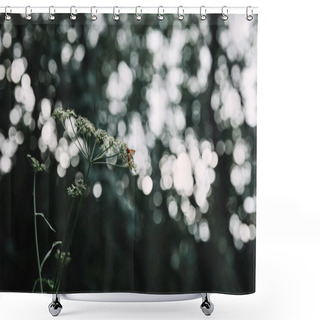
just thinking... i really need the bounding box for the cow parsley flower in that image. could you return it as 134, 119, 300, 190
52, 107, 76, 122
94, 128, 109, 144
75, 116, 96, 137
53, 107, 136, 174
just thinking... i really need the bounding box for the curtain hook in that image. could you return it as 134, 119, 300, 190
200, 6, 207, 21
70, 6, 77, 21
246, 6, 253, 21
135, 6, 142, 21
113, 6, 120, 21
177, 6, 184, 21
49, 6, 55, 21
221, 6, 228, 21
91, 6, 97, 21
25, 6, 32, 20
5, 6, 12, 21
157, 6, 164, 21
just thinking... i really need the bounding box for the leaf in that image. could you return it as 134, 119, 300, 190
40, 241, 62, 272
36, 212, 56, 232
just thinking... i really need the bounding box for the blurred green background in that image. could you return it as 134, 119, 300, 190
0, 14, 257, 294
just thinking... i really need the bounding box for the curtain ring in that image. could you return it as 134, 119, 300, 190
113, 6, 120, 21
135, 6, 142, 21
5, 6, 12, 21
157, 6, 164, 21
49, 6, 55, 21
91, 6, 97, 21
246, 6, 253, 21
200, 6, 207, 21
221, 6, 228, 21
25, 6, 32, 20
70, 6, 77, 21
177, 6, 184, 21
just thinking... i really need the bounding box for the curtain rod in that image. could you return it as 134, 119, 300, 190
0, 6, 259, 16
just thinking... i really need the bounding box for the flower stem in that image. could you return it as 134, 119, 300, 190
69, 119, 87, 157
92, 152, 121, 165
54, 162, 92, 295
93, 162, 128, 168
90, 139, 97, 162
33, 173, 43, 293
54, 196, 84, 294
91, 143, 115, 163
84, 137, 90, 158
52, 198, 75, 291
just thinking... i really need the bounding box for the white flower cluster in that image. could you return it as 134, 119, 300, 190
67, 179, 86, 198
53, 107, 136, 174
27, 154, 46, 173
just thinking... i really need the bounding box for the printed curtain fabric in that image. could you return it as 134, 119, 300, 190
0, 13, 257, 294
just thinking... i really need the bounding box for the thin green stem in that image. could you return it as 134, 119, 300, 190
52, 198, 75, 292
33, 173, 43, 293
90, 139, 97, 162
92, 150, 106, 162
104, 152, 120, 159
74, 140, 87, 159
91, 142, 115, 163
54, 162, 92, 295
84, 136, 90, 158
69, 120, 87, 158
33, 278, 54, 292
93, 162, 128, 168
54, 196, 84, 295
85, 162, 92, 181
92, 152, 120, 164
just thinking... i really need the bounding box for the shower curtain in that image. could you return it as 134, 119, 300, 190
0, 11, 257, 295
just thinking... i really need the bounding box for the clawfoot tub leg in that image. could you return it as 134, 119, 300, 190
200, 293, 214, 316
48, 294, 63, 317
